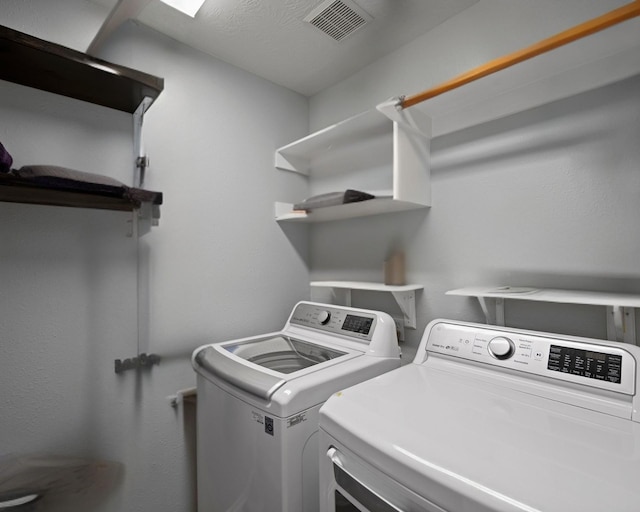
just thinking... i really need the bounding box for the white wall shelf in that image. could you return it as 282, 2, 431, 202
275, 108, 431, 223
274, 14, 640, 223
311, 281, 423, 329
447, 286, 640, 345
275, 196, 426, 223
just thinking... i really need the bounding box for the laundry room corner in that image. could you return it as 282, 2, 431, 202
2, 0, 640, 510
0, 7, 311, 511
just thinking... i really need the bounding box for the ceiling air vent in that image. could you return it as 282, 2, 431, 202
304, 0, 373, 42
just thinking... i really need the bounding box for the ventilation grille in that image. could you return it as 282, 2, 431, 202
304, 0, 373, 41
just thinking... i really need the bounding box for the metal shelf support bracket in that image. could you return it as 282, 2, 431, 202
133, 96, 153, 188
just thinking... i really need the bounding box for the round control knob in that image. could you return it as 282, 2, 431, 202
318, 311, 331, 325
488, 336, 515, 360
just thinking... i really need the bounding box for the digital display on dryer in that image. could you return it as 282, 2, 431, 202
548, 345, 622, 384
342, 315, 373, 335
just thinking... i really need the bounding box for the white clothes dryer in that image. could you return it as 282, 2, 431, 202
319, 319, 640, 512
192, 301, 401, 512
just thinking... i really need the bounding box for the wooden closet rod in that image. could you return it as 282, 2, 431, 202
400, 0, 640, 109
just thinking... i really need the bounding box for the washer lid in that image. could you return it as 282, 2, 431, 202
222, 335, 347, 374
193, 334, 356, 401
319, 363, 640, 512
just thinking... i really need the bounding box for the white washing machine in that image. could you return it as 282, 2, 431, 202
319, 319, 640, 512
192, 301, 401, 512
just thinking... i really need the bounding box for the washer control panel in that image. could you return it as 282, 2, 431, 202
289, 302, 377, 342
425, 321, 636, 395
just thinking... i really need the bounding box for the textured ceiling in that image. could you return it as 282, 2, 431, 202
89, 0, 478, 96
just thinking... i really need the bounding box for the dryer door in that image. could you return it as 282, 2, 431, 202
323, 447, 448, 512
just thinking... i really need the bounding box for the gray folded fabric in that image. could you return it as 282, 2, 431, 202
17, 165, 126, 187
293, 189, 374, 211
8, 164, 162, 207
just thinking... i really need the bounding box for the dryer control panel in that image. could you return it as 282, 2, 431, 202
289, 303, 377, 342
423, 321, 638, 396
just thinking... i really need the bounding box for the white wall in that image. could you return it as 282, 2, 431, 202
309, 0, 631, 129
308, 0, 640, 361
0, 0, 106, 51
0, 19, 309, 512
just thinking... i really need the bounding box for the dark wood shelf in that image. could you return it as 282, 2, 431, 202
0, 25, 164, 216
0, 173, 162, 212
0, 24, 164, 113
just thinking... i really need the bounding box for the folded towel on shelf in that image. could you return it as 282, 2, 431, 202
11, 165, 162, 207
14, 164, 130, 200
293, 189, 375, 211
0, 142, 13, 173
16, 165, 127, 188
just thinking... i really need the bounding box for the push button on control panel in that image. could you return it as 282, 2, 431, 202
488, 336, 515, 360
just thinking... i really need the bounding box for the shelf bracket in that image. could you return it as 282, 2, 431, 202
274, 152, 309, 174
376, 97, 432, 138
391, 290, 417, 329
475, 296, 505, 326
606, 306, 637, 345
126, 201, 156, 238
330, 288, 352, 307
495, 298, 505, 326
133, 96, 153, 188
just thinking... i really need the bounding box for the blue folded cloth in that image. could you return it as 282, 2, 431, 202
0, 142, 13, 173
